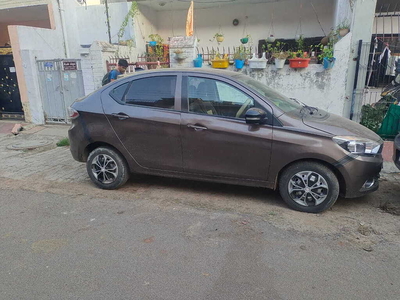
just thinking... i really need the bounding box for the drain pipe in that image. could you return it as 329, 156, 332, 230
57, 0, 70, 58
350, 39, 363, 120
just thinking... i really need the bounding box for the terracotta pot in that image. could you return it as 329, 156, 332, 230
339, 28, 349, 37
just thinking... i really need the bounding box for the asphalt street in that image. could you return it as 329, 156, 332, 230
1, 188, 399, 300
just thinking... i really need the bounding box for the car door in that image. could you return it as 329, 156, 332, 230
102, 74, 183, 172
180, 74, 273, 181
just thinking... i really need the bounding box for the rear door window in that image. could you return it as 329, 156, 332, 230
124, 76, 177, 109
109, 82, 129, 103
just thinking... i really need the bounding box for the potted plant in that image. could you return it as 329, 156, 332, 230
337, 21, 350, 37
211, 53, 229, 69
233, 45, 248, 69
174, 49, 186, 60
287, 36, 310, 68
318, 43, 336, 69
267, 41, 289, 69
214, 33, 224, 43
267, 34, 276, 43
148, 34, 163, 46
240, 34, 251, 44
288, 51, 311, 68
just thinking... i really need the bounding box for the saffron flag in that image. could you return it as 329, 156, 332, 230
186, 1, 194, 36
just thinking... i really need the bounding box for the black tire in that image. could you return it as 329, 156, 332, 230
278, 161, 339, 213
86, 147, 130, 190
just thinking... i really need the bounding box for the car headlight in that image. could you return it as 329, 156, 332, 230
333, 136, 382, 155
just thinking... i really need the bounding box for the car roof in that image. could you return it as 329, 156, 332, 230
122, 68, 241, 79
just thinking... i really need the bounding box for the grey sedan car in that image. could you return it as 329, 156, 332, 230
68, 69, 383, 213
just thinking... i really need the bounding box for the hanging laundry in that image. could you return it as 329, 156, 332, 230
386, 55, 400, 76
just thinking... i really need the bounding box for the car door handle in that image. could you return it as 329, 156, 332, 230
187, 124, 208, 131
112, 113, 130, 120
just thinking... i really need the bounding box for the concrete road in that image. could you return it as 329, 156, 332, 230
1, 188, 399, 300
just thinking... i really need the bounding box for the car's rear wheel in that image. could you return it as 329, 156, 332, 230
87, 147, 129, 190
279, 161, 339, 213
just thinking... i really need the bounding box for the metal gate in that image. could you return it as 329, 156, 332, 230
38, 59, 85, 123
352, 4, 400, 122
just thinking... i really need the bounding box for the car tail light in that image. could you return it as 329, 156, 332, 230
68, 107, 79, 119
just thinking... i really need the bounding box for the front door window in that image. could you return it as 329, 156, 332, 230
188, 77, 255, 118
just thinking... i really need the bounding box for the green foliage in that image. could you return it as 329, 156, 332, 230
148, 33, 164, 44
233, 45, 249, 60
360, 104, 388, 133
318, 42, 334, 60
214, 32, 224, 38
337, 19, 350, 30
296, 36, 306, 52
117, 1, 139, 42
57, 138, 70, 147
265, 41, 290, 59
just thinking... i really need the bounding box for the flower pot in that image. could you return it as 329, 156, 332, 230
267, 35, 276, 43
339, 28, 349, 37
323, 57, 336, 69
274, 58, 286, 69
149, 41, 157, 46
193, 54, 203, 68
295, 34, 303, 41
211, 59, 229, 69
216, 36, 224, 43
240, 37, 249, 44
175, 53, 186, 60
235, 59, 245, 69
289, 58, 310, 68
248, 53, 267, 69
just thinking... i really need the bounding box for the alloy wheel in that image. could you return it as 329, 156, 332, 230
288, 171, 329, 206
91, 154, 119, 184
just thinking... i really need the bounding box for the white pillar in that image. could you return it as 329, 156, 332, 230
341, 0, 377, 120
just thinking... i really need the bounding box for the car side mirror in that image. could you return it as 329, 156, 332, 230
245, 108, 267, 124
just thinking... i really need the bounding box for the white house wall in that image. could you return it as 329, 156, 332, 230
77, 2, 134, 46
155, 0, 334, 48
135, 4, 159, 55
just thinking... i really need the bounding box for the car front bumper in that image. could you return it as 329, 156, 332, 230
339, 154, 383, 198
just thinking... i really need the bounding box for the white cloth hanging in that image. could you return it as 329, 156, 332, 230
379, 46, 391, 63
386, 55, 400, 76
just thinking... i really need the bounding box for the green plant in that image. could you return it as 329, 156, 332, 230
266, 41, 290, 59
148, 33, 164, 44
214, 32, 224, 38
288, 50, 309, 59
337, 20, 350, 30
318, 42, 334, 60
360, 104, 387, 133
296, 36, 306, 52
57, 138, 70, 147
233, 45, 249, 60
117, 1, 139, 43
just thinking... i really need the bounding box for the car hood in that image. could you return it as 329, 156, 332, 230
302, 109, 382, 142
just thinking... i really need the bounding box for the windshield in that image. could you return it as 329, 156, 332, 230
233, 74, 303, 113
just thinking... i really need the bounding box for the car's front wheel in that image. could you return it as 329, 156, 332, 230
279, 161, 339, 213
87, 147, 130, 190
